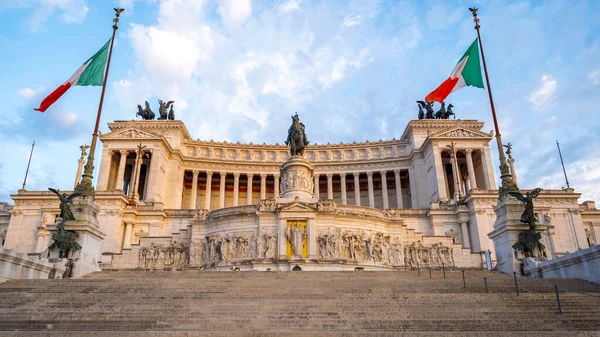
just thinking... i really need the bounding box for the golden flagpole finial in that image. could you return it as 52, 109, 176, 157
113, 8, 125, 29
469, 7, 480, 30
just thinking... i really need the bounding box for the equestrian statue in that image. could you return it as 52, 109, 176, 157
285, 112, 309, 156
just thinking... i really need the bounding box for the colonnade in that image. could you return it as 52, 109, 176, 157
433, 148, 492, 201
96, 149, 156, 201
182, 169, 412, 211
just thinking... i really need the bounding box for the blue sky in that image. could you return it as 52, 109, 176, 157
0, 0, 599, 203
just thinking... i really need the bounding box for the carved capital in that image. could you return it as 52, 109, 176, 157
233, 172, 241, 178
192, 169, 200, 175
380, 170, 387, 176
326, 173, 333, 178
119, 150, 129, 155
366, 171, 373, 177
393, 169, 401, 174
274, 174, 280, 179
220, 172, 227, 177
339, 173, 346, 179
206, 171, 213, 178
464, 149, 473, 154
314, 174, 320, 179
247, 173, 254, 179
353, 172, 360, 178
260, 173, 268, 179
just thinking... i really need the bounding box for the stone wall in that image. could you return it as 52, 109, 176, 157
0, 248, 67, 282
523, 244, 600, 284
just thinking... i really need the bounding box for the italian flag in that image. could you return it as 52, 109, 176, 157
425, 38, 484, 103
34, 39, 111, 112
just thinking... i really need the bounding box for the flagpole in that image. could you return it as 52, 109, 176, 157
556, 140, 570, 189
21, 141, 35, 190
75, 8, 124, 198
469, 8, 518, 197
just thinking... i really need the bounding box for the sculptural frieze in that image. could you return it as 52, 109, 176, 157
403, 242, 454, 268
138, 241, 190, 269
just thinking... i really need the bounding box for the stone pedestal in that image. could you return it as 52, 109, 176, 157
47, 197, 106, 278
488, 198, 545, 274
278, 156, 316, 203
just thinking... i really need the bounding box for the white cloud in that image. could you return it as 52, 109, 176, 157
218, 0, 252, 27
18, 88, 36, 99
529, 75, 558, 111
9, 0, 89, 32
279, 0, 302, 13
589, 69, 600, 85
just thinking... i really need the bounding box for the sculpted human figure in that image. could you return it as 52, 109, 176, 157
291, 222, 305, 257
509, 188, 542, 230
48, 188, 83, 222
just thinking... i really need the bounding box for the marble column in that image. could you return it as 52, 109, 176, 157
205, 171, 213, 210
480, 150, 491, 189
326, 174, 333, 200
353, 173, 361, 206
96, 149, 113, 191
190, 170, 199, 209
123, 222, 133, 249
442, 158, 451, 200
449, 152, 459, 200
74, 158, 85, 189
132, 151, 144, 201
460, 220, 471, 249
340, 173, 347, 205
145, 150, 161, 201
433, 147, 448, 201
314, 174, 320, 199
115, 150, 128, 191
233, 173, 240, 206
246, 174, 253, 205
260, 174, 267, 200
465, 149, 477, 190
394, 169, 403, 208
274, 174, 280, 198
367, 171, 374, 208
380, 170, 389, 209
219, 172, 227, 209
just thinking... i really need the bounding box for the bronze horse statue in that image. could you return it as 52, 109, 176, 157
285, 113, 309, 156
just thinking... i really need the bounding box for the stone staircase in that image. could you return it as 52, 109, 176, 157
0, 269, 599, 335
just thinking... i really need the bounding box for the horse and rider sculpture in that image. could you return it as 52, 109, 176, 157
417, 101, 455, 120
285, 112, 309, 156
136, 99, 175, 120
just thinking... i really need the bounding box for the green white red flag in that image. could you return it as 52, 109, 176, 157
34, 39, 111, 112
425, 38, 484, 103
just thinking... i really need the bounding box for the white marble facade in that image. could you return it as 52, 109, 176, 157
3, 119, 600, 271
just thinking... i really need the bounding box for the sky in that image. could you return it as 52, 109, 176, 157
0, 0, 599, 204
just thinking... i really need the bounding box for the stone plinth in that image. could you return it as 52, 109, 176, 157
278, 155, 316, 202
488, 198, 546, 274
47, 197, 106, 278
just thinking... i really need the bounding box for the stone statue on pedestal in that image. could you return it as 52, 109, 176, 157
285, 113, 309, 156
509, 188, 546, 259
288, 221, 306, 258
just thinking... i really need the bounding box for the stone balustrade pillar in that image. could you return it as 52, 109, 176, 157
219, 172, 227, 209
340, 173, 347, 205
114, 150, 128, 191
233, 173, 240, 206
190, 170, 199, 209
205, 171, 213, 210
367, 171, 374, 208
380, 170, 389, 209
353, 173, 361, 206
